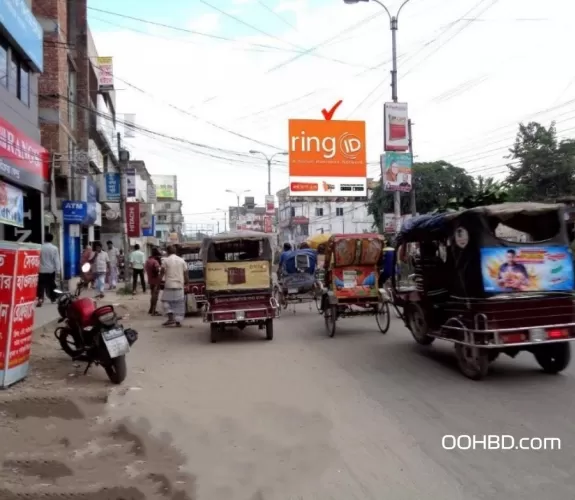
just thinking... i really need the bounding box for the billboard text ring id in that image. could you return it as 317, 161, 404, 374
288, 119, 366, 196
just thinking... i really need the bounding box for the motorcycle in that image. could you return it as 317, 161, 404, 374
53, 263, 138, 384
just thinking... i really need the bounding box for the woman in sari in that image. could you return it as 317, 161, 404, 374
80, 244, 94, 287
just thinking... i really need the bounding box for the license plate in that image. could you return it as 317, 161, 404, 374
102, 329, 129, 358
288, 288, 298, 294
236, 311, 245, 320
529, 328, 546, 342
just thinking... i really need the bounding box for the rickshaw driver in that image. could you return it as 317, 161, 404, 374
277, 242, 292, 281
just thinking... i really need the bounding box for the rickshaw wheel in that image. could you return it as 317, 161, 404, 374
324, 304, 337, 337
534, 342, 571, 374
375, 300, 390, 334
406, 303, 434, 345
265, 319, 274, 340
210, 324, 218, 343
454, 344, 490, 380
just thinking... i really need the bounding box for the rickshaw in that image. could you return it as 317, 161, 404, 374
274, 248, 319, 313
202, 231, 279, 343
176, 241, 206, 315
307, 233, 330, 311
393, 202, 575, 380
321, 233, 390, 337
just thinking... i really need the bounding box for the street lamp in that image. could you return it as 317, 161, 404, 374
225, 189, 251, 230
249, 150, 288, 196
216, 208, 228, 232
344, 0, 412, 231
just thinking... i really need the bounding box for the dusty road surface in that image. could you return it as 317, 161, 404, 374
1, 297, 575, 499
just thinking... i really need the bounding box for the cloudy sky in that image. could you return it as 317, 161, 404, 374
88, 0, 575, 227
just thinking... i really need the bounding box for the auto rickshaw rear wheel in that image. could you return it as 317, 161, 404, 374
454, 344, 490, 380
405, 303, 434, 345
375, 300, 390, 334
534, 342, 571, 374
265, 319, 274, 340
210, 324, 218, 343
324, 303, 337, 338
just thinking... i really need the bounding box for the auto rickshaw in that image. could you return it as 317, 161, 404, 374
321, 233, 390, 337
274, 247, 318, 313
176, 241, 205, 315
306, 233, 330, 311
202, 230, 279, 343
393, 202, 575, 380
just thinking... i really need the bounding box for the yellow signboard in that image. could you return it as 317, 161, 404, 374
205, 261, 270, 291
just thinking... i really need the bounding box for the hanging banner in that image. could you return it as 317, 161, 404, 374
384, 102, 409, 151
139, 203, 152, 230
102, 172, 121, 202
96, 56, 114, 91
147, 183, 157, 204
265, 195, 275, 215
382, 152, 412, 192
126, 202, 140, 237
0, 181, 24, 228
288, 119, 367, 197
126, 167, 136, 197
264, 216, 272, 233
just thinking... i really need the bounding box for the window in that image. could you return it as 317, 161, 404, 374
9, 52, 17, 95
290, 207, 295, 217
0, 37, 7, 88
315, 207, 324, 216
67, 63, 76, 129
336, 207, 344, 216
19, 64, 29, 106
164, 203, 171, 209
8, 50, 30, 106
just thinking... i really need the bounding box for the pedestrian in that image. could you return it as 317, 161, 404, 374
145, 247, 163, 316
80, 243, 94, 288
37, 233, 60, 307
129, 244, 146, 294
160, 245, 188, 327
106, 240, 119, 290
91, 242, 110, 299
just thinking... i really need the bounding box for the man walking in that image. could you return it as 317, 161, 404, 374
91, 242, 110, 299
145, 247, 163, 316
106, 240, 119, 290
160, 245, 188, 327
37, 233, 60, 307
129, 244, 146, 294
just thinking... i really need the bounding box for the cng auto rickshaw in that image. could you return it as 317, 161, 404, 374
202, 231, 279, 343
176, 241, 206, 315
306, 233, 330, 311
321, 233, 390, 337
393, 202, 575, 380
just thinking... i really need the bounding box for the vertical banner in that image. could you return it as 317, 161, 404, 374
288, 119, 367, 197
103, 172, 121, 202
126, 167, 136, 197
264, 216, 272, 233
382, 152, 413, 192
383, 102, 409, 151
96, 56, 114, 91
265, 195, 275, 215
147, 183, 157, 204
139, 203, 152, 231
126, 202, 140, 237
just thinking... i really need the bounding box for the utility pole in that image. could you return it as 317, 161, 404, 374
249, 150, 288, 195
408, 119, 416, 216
117, 133, 131, 264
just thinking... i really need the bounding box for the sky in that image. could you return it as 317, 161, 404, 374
88, 0, 575, 228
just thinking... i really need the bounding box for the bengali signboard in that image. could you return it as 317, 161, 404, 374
97, 56, 114, 91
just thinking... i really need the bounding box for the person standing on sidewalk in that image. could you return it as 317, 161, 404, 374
37, 234, 60, 307
145, 247, 162, 316
129, 244, 146, 294
160, 245, 188, 327
91, 242, 110, 299
106, 241, 120, 290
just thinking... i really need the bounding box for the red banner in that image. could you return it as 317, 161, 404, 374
0, 249, 17, 371
264, 216, 272, 233
126, 202, 140, 237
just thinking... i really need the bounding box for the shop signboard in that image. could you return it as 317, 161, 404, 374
126, 202, 140, 237
0, 181, 23, 228
126, 168, 136, 197
102, 173, 121, 202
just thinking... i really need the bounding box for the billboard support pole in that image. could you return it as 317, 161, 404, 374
390, 11, 401, 234
408, 119, 416, 216
117, 133, 130, 265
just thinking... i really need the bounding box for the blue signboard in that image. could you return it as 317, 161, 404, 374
62, 201, 87, 223
142, 215, 156, 237
86, 177, 98, 203
0, 0, 44, 72
126, 168, 136, 197
85, 202, 97, 225
105, 173, 121, 202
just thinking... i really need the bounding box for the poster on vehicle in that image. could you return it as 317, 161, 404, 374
384, 102, 409, 151
480, 246, 575, 293
382, 152, 412, 192
288, 119, 366, 197
205, 261, 270, 291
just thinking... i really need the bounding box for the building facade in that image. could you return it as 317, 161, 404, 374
0, 0, 50, 245
151, 174, 183, 242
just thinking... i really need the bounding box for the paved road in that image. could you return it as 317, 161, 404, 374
100, 303, 575, 500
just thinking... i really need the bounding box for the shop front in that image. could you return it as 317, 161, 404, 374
0, 116, 49, 244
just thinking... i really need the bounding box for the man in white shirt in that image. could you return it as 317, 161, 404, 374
37, 233, 60, 307
129, 244, 146, 295
91, 242, 110, 299
160, 245, 188, 327
106, 240, 119, 290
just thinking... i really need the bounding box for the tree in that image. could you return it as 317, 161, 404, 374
506, 121, 575, 201
367, 160, 476, 230
439, 175, 509, 211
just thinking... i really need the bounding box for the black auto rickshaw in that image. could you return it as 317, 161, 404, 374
392, 202, 575, 380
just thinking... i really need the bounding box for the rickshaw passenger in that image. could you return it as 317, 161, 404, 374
414, 242, 448, 299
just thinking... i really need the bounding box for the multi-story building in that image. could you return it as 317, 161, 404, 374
276, 180, 376, 245
228, 196, 275, 233
0, 0, 50, 245
151, 174, 183, 242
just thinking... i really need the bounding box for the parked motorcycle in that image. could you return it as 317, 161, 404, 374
53, 263, 138, 384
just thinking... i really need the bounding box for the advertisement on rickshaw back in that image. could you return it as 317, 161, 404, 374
332, 267, 378, 297
480, 246, 575, 292
205, 261, 270, 290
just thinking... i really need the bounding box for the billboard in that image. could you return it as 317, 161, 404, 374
265, 195, 275, 215
481, 246, 575, 293
96, 57, 114, 91
288, 119, 366, 197
152, 175, 177, 199
384, 102, 409, 151
382, 152, 412, 192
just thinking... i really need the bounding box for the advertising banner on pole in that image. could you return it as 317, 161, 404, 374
126, 202, 140, 237
383, 102, 409, 152
288, 119, 366, 197
265, 195, 275, 215
382, 152, 413, 192
264, 216, 272, 233
139, 204, 152, 231
126, 168, 136, 197
96, 57, 114, 91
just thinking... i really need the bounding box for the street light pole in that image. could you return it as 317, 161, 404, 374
249, 150, 288, 195
225, 189, 251, 230
344, 0, 412, 233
